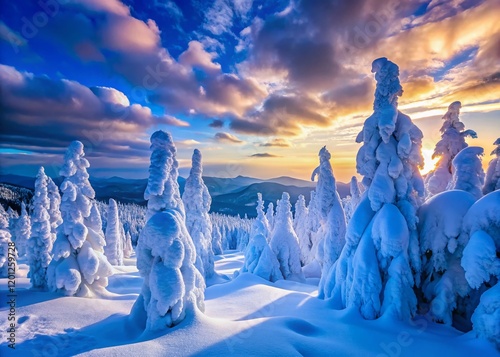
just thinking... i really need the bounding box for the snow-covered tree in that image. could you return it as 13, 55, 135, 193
294, 194, 310, 266
326, 58, 424, 321
418, 190, 476, 325
448, 146, 485, 200
182, 149, 215, 279
269, 192, 304, 282
250, 193, 270, 241
132, 130, 205, 331
304, 191, 320, 266
6, 208, 18, 238
47, 141, 112, 297
123, 231, 133, 259
460, 190, 500, 347
28, 167, 54, 290
343, 176, 362, 223
425, 101, 477, 197
14, 202, 30, 257
483, 138, 500, 195
0, 205, 14, 278
47, 176, 62, 234
266, 202, 275, 232
104, 198, 124, 266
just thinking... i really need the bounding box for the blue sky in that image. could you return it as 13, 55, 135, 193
0, 0, 499, 181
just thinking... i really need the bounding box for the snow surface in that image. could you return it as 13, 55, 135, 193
1, 253, 498, 356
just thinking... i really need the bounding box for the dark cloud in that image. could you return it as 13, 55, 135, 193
213, 132, 244, 143
250, 153, 281, 158
209, 119, 224, 128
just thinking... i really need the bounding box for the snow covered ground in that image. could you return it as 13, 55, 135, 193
1, 252, 497, 356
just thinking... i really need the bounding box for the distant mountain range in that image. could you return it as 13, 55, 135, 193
0, 174, 349, 217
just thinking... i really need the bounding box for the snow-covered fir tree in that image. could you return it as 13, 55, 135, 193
460, 190, 500, 347
448, 146, 485, 200
123, 231, 133, 258
0, 205, 14, 278
425, 101, 477, 197
269, 192, 304, 282
6, 208, 18, 240
132, 130, 204, 331
483, 138, 500, 195
326, 58, 425, 321
418, 190, 476, 325
304, 191, 321, 266
14, 201, 30, 257
47, 141, 112, 297
28, 166, 54, 290
104, 198, 124, 266
294, 194, 310, 266
47, 176, 63, 235
250, 193, 271, 241
182, 148, 215, 279
343, 176, 362, 223
266, 202, 275, 232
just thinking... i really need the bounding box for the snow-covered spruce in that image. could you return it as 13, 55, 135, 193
182, 149, 215, 279
0, 205, 14, 278
269, 192, 305, 282
132, 130, 205, 331
418, 190, 476, 325
448, 146, 485, 200
326, 58, 424, 321
250, 193, 271, 241
14, 201, 30, 257
303, 191, 320, 266
266, 202, 275, 232
425, 101, 477, 197
47, 141, 112, 297
47, 176, 62, 235
104, 198, 124, 266
294, 194, 310, 266
123, 231, 133, 259
483, 138, 500, 195
460, 190, 500, 347
343, 176, 362, 223
28, 167, 54, 290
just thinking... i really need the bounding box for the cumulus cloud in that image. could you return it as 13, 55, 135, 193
214, 132, 244, 143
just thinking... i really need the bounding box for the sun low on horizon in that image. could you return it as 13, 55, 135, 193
0, 0, 499, 183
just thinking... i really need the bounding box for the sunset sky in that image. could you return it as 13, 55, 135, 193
0, 0, 499, 182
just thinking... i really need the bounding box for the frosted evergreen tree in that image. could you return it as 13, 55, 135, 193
182, 149, 215, 279
132, 130, 205, 331
211, 225, 223, 255
123, 231, 133, 258
269, 192, 304, 282
448, 146, 485, 200
14, 202, 31, 257
6, 208, 18, 238
0, 205, 14, 278
266, 202, 275, 232
418, 190, 476, 325
47, 141, 112, 297
294, 195, 310, 265
104, 198, 124, 266
425, 101, 477, 197
343, 176, 362, 222
483, 138, 500, 194
47, 177, 63, 235
326, 58, 425, 321
250, 193, 270, 241
28, 167, 54, 290
304, 191, 320, 265
460, 190, 500, 347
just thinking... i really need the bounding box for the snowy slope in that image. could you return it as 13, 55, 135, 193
1, 253, 496, 357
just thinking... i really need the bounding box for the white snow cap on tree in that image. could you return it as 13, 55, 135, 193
483, 138, 500, 195
14, 202, 31, 257
0, 205, 14, 278
104, 198, 124, 266
343, 176, 362, 222
327, 58, 424, 321
182, 148, 215, 279
266, 202, 275, 232
133, 130, 205, 331
294, 195, 310, 266
28, 166, 54, 290
47, 141, 112, 297
47, 176, 62, 234
250, 193, 270, 240
425, 101, 477, 197
269, 192, 305, 282
448, 146, 485, 200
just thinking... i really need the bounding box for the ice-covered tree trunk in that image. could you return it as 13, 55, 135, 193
47, 177, 62, 235
132, 130, 205, 331
0, 205, 14, 278
47, 141, 112, 297
266, 202, 275, 232
483, 138, 500, 195
269, 192, 304, 282
28, 167, 54, 290
418, 190, 476, 325
294, 195, 310, 266
448, 146, 485, 200
104, 198, 124, 266
425, 101, 477, 197
326, 58, 424, 321
182, 149, 215, 279
460, 190, 500, 347
14, 202, 30, 257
